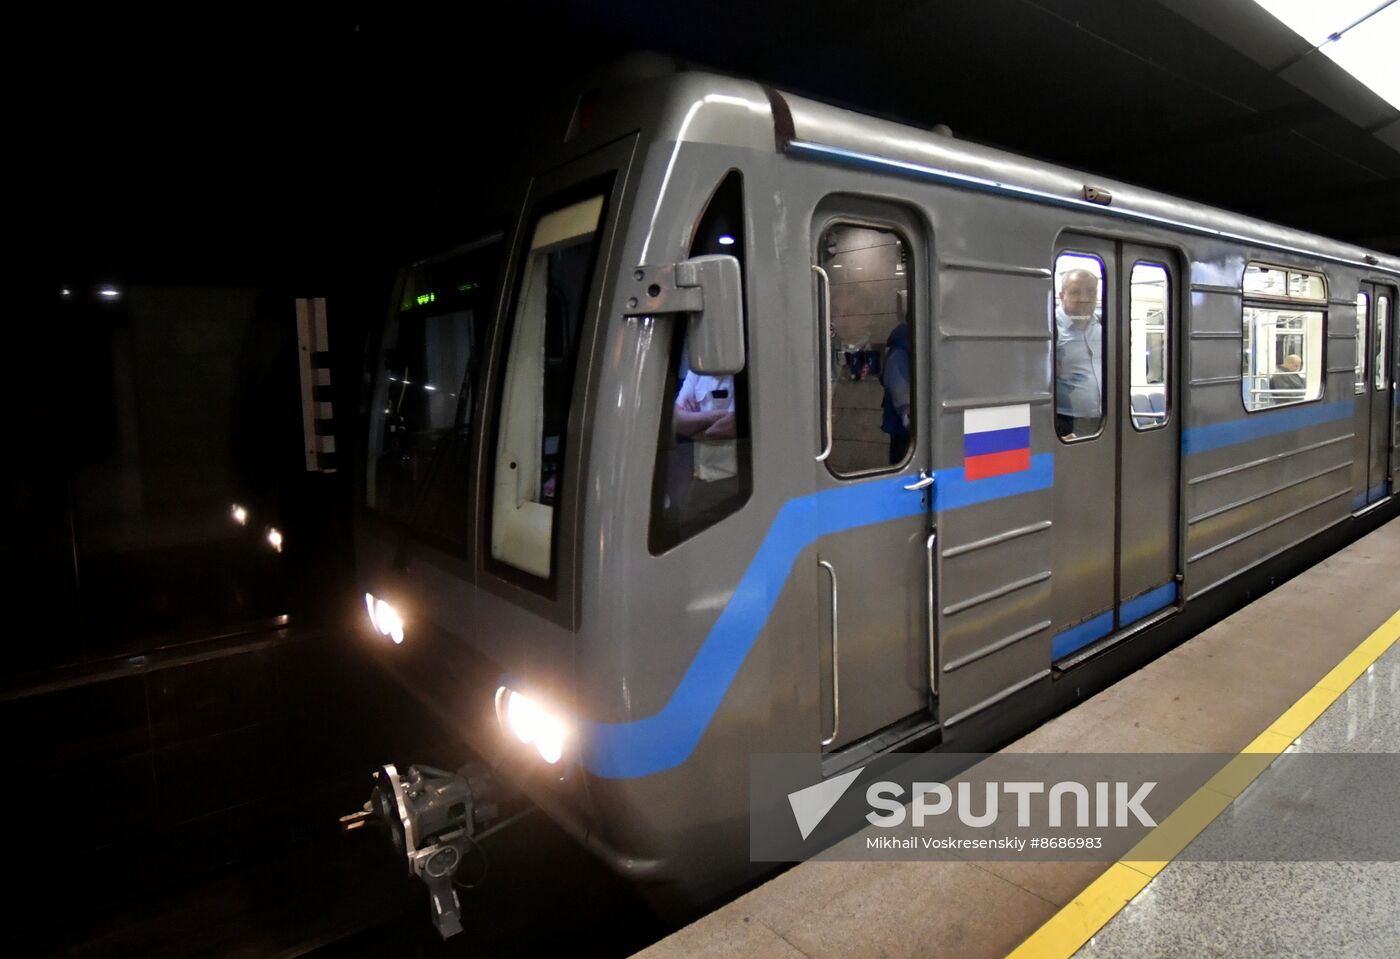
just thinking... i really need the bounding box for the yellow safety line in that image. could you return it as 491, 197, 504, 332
1004, 606, 1400, 959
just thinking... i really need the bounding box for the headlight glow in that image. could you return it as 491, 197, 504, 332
503, 689, 537, 743
374, 599, 405, 644
498, 688, 570, 764
363, 593, 405, 644
534, 712, 567, 764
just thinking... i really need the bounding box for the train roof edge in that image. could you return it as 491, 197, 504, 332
577, 63, 1399, 276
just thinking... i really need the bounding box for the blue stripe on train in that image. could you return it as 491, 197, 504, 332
1050, 611, 1114, 661
1120, 581, 1178, 626
580, 454, 1055, 779
1350, 483, 1392, 512
1181, 399, 1353, 456
964, 426, 1031, 457
1051, 581, 1178, 661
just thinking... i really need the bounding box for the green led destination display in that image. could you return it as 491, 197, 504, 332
399, 276, 482, 312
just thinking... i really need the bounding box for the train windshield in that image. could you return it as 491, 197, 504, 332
364, 236, 503, 549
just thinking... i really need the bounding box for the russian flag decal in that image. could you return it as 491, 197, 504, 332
964, 404, 1031, 480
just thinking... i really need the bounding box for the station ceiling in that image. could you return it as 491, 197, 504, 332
43, 0, 1400, 280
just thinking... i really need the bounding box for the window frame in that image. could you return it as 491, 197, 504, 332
1239, 261, 1329, 414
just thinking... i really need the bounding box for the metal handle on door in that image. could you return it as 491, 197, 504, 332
818, 558, 840, 746
904, 470, 935, 491
813, 264, 833, 463
926, 532, 938, 697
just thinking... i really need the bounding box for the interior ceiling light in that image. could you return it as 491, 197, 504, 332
1253, 0, 1400, 110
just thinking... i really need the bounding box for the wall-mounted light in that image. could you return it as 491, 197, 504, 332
266, 527, 284, 553
231, 504, 249, 526
98, 287, 122, 300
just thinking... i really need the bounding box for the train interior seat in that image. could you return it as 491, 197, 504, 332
1131, 392, 1153, 429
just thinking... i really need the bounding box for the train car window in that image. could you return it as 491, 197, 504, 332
649, 171, 752, 553
490, 191, 606, 580
1129, 262, 1171, 431
1054, 252, 1107, 441
1377, 295, 1391, 392
1241, 263, 1326, 412
819, 222, 913, 474
1356, 292, 1370, 394
365, 239, 501, 550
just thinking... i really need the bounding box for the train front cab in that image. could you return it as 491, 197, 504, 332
356, 73, 1400, 914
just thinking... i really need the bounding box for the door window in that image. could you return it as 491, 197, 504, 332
1129, 262, 1170, 431
817, 222, 914, 474
1054, 252, 1107, 441
1376, 295, 1390, 392
1355, 292, 1369, 394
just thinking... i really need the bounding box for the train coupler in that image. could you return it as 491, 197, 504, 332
340, 762, 501, 939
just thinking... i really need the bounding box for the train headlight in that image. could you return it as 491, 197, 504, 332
363, 592, 405, 645
496, 688, 569, 764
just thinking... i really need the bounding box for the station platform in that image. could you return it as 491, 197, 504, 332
636, 518, 1400, 959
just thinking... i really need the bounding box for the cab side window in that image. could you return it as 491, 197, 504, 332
649, 172, 752, 553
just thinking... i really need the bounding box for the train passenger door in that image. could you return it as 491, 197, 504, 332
1050, 238, 1180, 664
810, 201, 933, 752
1118, 246, 1181, 626
1357, 282, 1395, 505
1392, 289, 1400, 488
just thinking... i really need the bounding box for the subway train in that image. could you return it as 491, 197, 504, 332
350, 64, 1400, 927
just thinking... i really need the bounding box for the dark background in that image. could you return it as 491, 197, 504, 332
8, 2, 1398, 955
